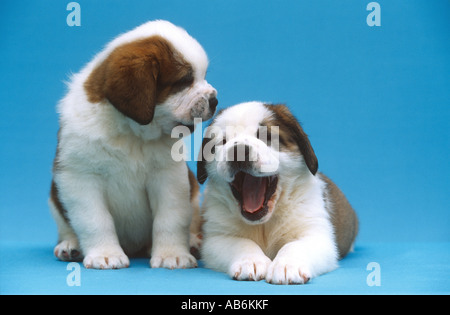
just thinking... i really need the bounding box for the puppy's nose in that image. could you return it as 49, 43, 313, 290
232, 144, 250, 162
208, 96, 218, 112
228, 144, 253, 171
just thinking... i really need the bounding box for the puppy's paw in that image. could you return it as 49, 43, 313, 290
150, 251, 197, 269
229, 255, 272, 281
83, 249, 130, 269
54, 239, 82, 262
266, 258, 311, 285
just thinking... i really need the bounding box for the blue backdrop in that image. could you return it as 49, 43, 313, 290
1, 0, 449, 260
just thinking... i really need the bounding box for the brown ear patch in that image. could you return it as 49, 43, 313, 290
264, 104, 318, 175
84, 35, 193, 125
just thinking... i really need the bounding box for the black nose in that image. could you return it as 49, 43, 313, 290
228, 144, 253, 171
232, 144, 251, 162
208, 96, 218, 112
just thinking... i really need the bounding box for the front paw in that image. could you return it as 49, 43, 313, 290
266, 258, 311, 285
229, 255, 272, 281
83, 249, 130, 269
150, 251, 197, 269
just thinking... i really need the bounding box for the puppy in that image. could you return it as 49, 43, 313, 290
49, 20, 217, 269
197, 102, 357, 284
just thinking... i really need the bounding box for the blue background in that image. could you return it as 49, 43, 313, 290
1, 0, 449, 294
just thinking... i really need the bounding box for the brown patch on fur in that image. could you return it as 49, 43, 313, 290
84, 35, 193, 125
50, 180, 67, 219
320, 173, 358, 259
50, 132, 70, 225
263, 104, 318, 175
50, 129, 70, 223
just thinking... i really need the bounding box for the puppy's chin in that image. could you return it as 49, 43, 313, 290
229, 171, 279, 225
152, 98, 215, 136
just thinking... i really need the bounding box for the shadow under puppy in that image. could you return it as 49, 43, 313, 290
49, 20, 217, 269
197, 102, 358, 284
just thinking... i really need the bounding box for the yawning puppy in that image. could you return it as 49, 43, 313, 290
197, 102, 357, 284
49, 20, 217, 269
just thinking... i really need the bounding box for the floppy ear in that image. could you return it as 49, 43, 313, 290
291, 117, 318, 175
84, 40, 160, 125
197, 121, 225, 184
103, 56, 159, 125
267, 104, 318, 175
197, 137, 211, 184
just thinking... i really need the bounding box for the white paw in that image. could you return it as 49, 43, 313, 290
266, 258, 311, 285
54, 239, 82, 261
83, 249, 130, 269
150, 251, 197, 269
229, 255, 272, 281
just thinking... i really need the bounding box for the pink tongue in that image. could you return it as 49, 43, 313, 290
242, 174, 267, 213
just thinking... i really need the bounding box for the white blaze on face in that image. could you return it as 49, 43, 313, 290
208, 102, 280, 180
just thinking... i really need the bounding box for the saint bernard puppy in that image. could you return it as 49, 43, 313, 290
197, 102, 358, 284
49, 20, 217, 269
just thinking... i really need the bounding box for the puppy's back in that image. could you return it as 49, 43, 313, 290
320, 173, 358, 259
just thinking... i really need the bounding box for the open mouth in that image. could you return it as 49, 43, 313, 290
230, 171, 278, 222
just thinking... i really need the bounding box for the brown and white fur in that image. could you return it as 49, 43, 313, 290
49, 20, 217, 269
197, 102, 357, 284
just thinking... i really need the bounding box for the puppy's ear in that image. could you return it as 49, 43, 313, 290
197, 122, 224, 184
292, 119, 318, 175
103, 56, 159, 125
84, 38, 162, 125
267, 104, 318, 175
197, 137, 211, 184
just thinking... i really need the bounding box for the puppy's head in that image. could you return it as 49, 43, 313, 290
198, 102, 317, 224
84, 20, 217, 130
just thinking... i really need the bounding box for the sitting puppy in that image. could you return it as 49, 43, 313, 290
197, 102, 357, 284
49, 20, 217, 269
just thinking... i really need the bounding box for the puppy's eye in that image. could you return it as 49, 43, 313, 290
171, 74, 194, 93
176, 75, 194, 87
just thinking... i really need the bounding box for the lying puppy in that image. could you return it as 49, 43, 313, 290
197, 102, 357, 284
49, 20, 217, 269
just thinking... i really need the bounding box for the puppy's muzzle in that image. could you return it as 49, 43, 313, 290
227, 144, 255, 175
189, 91, 218, 121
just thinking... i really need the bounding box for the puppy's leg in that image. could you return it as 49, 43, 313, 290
56, 174, 129, 269
266, 232, 338, 285
187, 168, 202, 258
148, 172, 197, 269
203, 235, 271, 281
189, 198, 202, 259
49, 196, 81, 262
